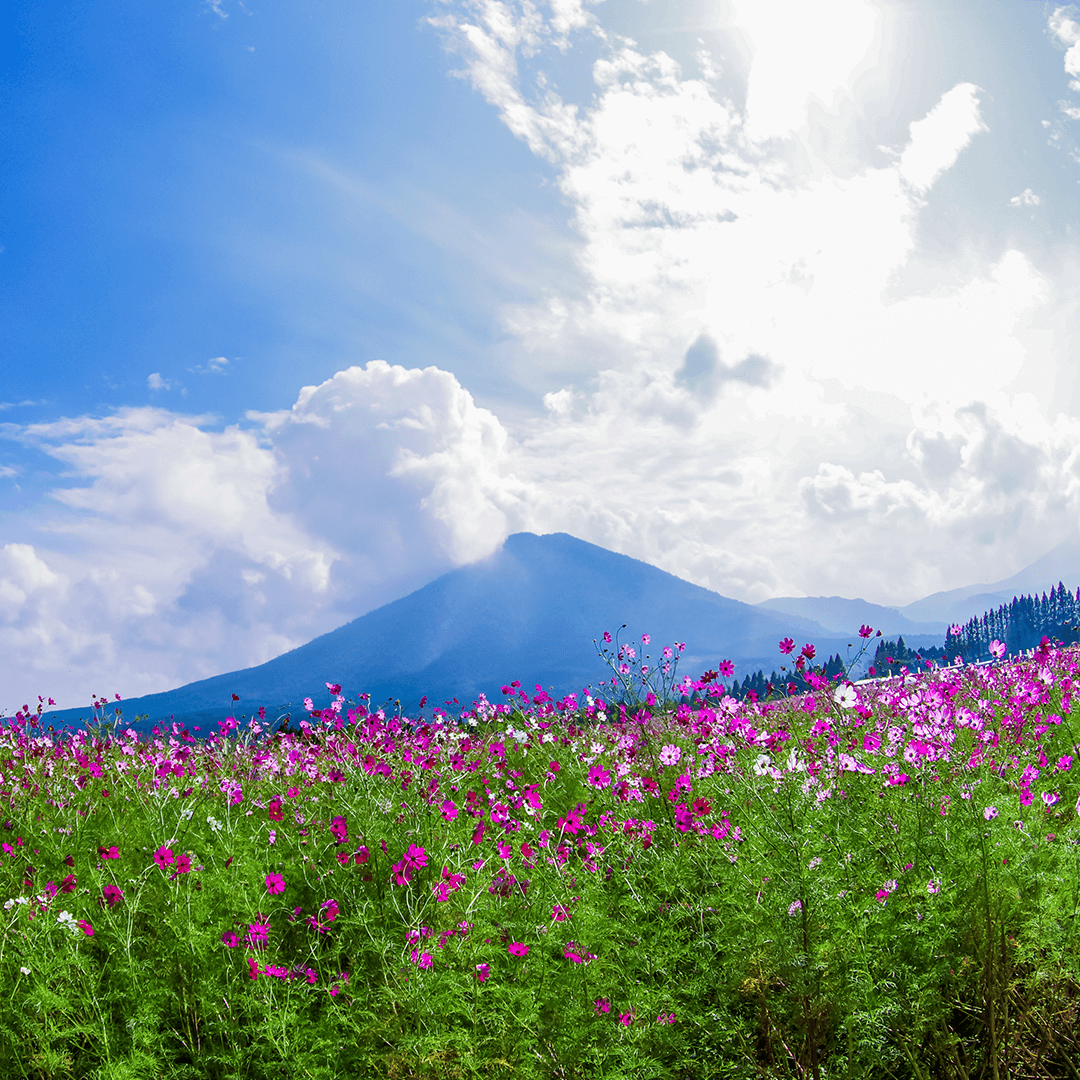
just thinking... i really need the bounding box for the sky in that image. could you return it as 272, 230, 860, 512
4, 0, 1080, 709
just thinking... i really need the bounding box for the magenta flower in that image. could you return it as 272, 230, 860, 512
59, 874, 76, 893
330, 815, 348, 843
246, 957, 259, 980
440, 798, 458, 821
779, 638, 795, 655
927, 880, 941, 895
984, 806, 998, 821
594, 999, 611, 1014
587, 764, 611, 789
175, 854, 191, 874
508, 942, 529, 957
718, 659, 734, 678
475, 963, 491, 983
321, 898, 339, 923
154, 847, 174, 869
102, 884, 124, 908
222, 931, 239, 948
619, 1011, 633, 1027
268, 797, 284, 822
265, 873, 285, 895
77, 919, 93, 936
246, 917, 270, 950
97, 845, 119, 860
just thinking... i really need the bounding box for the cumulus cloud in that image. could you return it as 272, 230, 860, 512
5, 1, 1078, 708
1, 364, 532, 707
1009, 188, 1041, 207
898, 83, 987, 193
728, 0, 881, 142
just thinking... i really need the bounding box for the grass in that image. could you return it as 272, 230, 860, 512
1, 632, 1080, 1078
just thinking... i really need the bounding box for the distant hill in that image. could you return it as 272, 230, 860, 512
42, 532, 851, 734
753, 595, 946, 640
899, 534, 1080, 625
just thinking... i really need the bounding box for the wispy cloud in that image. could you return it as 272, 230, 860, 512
190, 357, 230, 376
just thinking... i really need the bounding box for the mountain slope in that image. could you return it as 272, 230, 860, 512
754, 596, 946, 639
900, 534, 1080, 625
42, 531, 849, 730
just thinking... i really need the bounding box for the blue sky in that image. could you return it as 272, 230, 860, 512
4, 0, 1080, 708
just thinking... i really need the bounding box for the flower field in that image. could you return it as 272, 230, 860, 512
2, 632, 1080, 1079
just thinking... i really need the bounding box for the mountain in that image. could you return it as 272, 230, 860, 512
41, 531, 852, 733
898, 534, 1080, 625
753, 596, 946, 640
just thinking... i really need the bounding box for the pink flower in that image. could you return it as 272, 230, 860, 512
508, 942, 529, 957
102, 884, 124, 908
859, 624, 874, 638
97, 845, 119, 860
587, 765, 611, 789
779, 638, 794, 655
77, 919, 93, 936
265, 873, 285, 895
659, 744, 681, 767
440, 799, 458, 821
594, 999, 611, 1014
989, 640, 1006, 659
59, 873, 76, 893
247, 957, 259, 980
268, 797, 284, 822
154, 847, 174, 869
222, 931, 239, 947
927, 880, 940, 895
619, 1011, 634, 1027
321, 898, 339, 922
657, 1012, 675, 1024
246, 917, 270, 950
330, 815, 348, 843
984, 806, 998, 821
718, 659, 734, 678
175, 854, 191, 874
475, 963, 491, 983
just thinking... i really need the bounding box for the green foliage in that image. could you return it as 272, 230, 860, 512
1, 644, 1080, 1076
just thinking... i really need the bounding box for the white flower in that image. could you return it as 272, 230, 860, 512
833, 685, 857, 709
19, 966, 29, 975
753, 753, 772, 776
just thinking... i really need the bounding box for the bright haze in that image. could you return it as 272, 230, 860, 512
3, 0, 1080, 709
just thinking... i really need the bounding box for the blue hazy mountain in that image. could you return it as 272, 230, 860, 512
754, 596, 946, 641
42, 531, 852, 732
898, 534, 1080, 626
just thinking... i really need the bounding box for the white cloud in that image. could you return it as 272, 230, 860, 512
7, 1, 1079, 707
190, 357, 230, 375
146, 373, 176, 391
1009, 188, 1041, 207
727, 0, 881, 142
898, 83, 987, 193
1, 364, 532, 707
